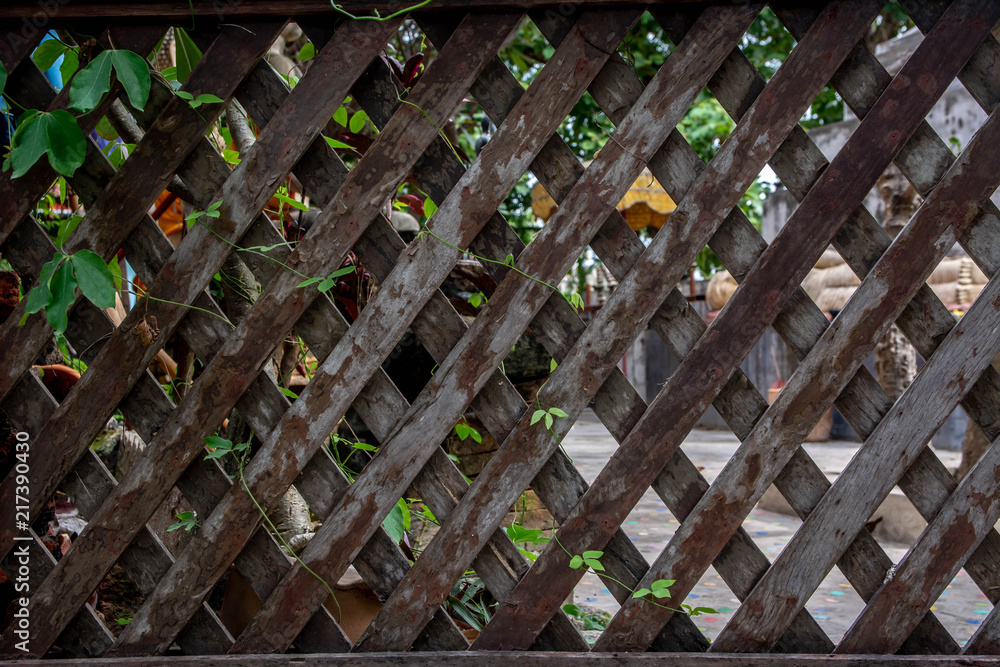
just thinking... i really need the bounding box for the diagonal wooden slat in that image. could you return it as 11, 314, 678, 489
212, 10, 644, 653
451, 0, 879, 651
0, 22, 285, 566
230, 5, 754, 653
350, 3, 852, 652
707, 94, 1000, 653
837, 430, 1000, 653
0, 25, 165, 247
0, 21, 280, 411
582, 1, 1000, 652
522, 3, 955, 651
67, 13, 526, 655
0, 18, 396, 656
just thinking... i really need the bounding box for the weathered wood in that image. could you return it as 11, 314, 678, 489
9, 654, 1000, 666
433, 0, 875, 651
704, 70, 1000, 653
66, 15, 522, 656
0, 25, 165, 247
0, 23, 285, 573
836, 428, 1000, 653
578, 1, 1000, 653
135, 10, 637, 654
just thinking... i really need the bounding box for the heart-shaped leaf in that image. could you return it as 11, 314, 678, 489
111, 50, 151, 111
71, 249, 116, 308
69, 50, 113, 112
568, 555, 583, 569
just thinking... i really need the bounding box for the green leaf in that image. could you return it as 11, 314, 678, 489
582, 550, 604, 559
32, 40, 68, 72
297, 42, 315, 61
423, 197, 437, 218
468, 292, 483, 308
317, 277, 335, 292
108, 254, 123, 291
59, 48, 79, 83
55, 215, 82, 249
274, 191, 308, 211
69, 50, 113, 112
352, 442, 377, 451
23, 258, 60, 316
517, 547, 538, 562
12, 111, 87, 178
549, 358, 557, 372
204, 435, 232, 450
382, 502, 406, 543
324, 136, 354, 151
633, 588, 651, 598
174, 90, 194, 101
204, 448, 229, 460
297, 276, 324, 288
563, 604, 581, 617
45, 260, 77, 333
544, 413, 553, 430
397, 497, 411, 531
548, 407, 568, 418
174, 28, 203, 84
159, 66, 178, 81
530, 409, 546, 426
650, 579, 674, 590
94, 116, 119, 141
110, 50, 151, 111
9, 114, 47, 178
43, 110, 87, 177
279, 386, 297, 398
328, 266, 355, 279
651, 588, 671, 598
585, 559, 604, 572
71, 249, 116, 308
349, 109, 368, 133
332, 105, 348, 127
505, 253, 514, 266
222, 149, 241, 165
191, 93, 224, 108
568, 555, 584, 569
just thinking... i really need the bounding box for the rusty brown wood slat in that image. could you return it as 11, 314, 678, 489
768, 0, 1000, 617
580, 2, 1000, 652
3, 531, 115, 657
837, 428, 1000, 653
0, 21, 275, 406
0, 65, 345, 651
0, 22, 391, 656
229, 5, 758, 652
0, 25, 165, 247
426, 0, 872, 641
8, 653, 1000, 667
44, 15, 522, 655
380, 0, 868, 648
201, 9, 643, 653
522, 5, 951, 652
0, 22, 285, 568
411, 8, 827, 651
1, 353, 236, 655
704, 97, 1000, 653
84, 33, 495, 652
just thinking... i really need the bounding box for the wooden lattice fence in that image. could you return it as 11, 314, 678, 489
2, 0, 1000, 662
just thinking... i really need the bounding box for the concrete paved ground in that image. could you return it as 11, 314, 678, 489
561, 409, 987, 647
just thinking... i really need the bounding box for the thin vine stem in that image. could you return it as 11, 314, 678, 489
236, 463, 343, 620
196, 218, 309, 280
550, 531, 690, 615
417, 227, 575, 309
330, 0, 432, 21
126, 279, 235, 328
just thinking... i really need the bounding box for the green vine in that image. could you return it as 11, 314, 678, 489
329, 0, 433, 21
